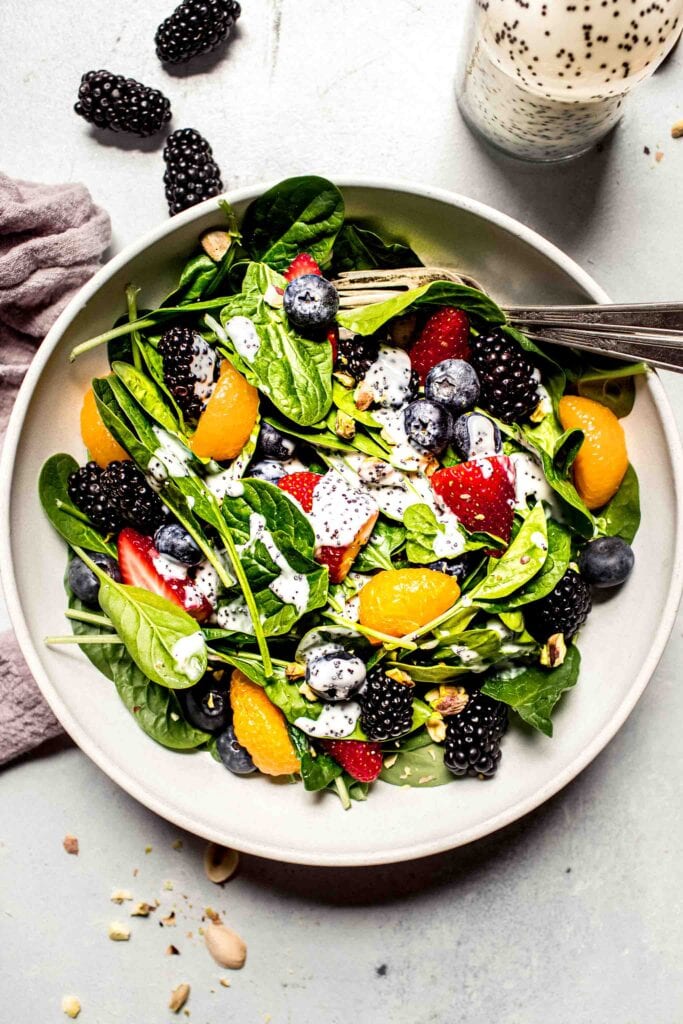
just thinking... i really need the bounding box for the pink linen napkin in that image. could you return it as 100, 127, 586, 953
0, 172, 111, 765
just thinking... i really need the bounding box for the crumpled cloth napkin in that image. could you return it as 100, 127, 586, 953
0, 172, 111, 766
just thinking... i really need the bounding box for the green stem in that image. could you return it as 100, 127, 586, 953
215, 521, 273, 679
333, 775, 351, 811
45, 634, 124, 646
55, 499, 91, 525
324, 612, 417, 651
125, 284, 143, 372
65, 608, 113, 628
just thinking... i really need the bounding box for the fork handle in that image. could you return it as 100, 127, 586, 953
524, 327, 683, 372
506, 302, 683, 331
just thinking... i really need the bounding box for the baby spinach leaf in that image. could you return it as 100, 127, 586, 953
596, 463, 640, 543
332, 223, 422, 273
337, 281, 506, 337
39, 455, 116, 556
112, 361, 180, 435
287, 724, 341, 791
331, 381, 382, 428
522, 420, 595, 540
164, 253, 220, 306
352, 519, 406, 572
241, 175, 345, 271
479, 520, 572, 611
267, 677, 323, 724
380, 742, 453, 788
576, 361, 647, 418
403, 504, 491, 563
222, 479, 316, 551
473, 503, 548, 601
482, 644, 581, 737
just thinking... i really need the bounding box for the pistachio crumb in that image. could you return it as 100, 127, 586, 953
62, 835, 79, 855
61, 995, 81, 1018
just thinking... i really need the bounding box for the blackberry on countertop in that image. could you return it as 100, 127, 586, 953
336, 330, 380, 382
155, 0, 241, 65
359, 667, 414, 741
444, 692, 508, 779
100, 461, 167, 534
158, 326, 219, 420
469, 328, 539, 424
524, 568, 592, 642
163, 128, 224, 215
68, 462, 124, 535
74, 71, 171, 137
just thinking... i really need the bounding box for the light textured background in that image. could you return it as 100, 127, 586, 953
1, 2, 682, 1021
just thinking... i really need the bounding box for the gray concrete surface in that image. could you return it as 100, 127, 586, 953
1, 1, 682, 1021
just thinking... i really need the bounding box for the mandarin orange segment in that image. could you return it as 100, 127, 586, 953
189, 360, 259, 461
359, 568, 460, 640
558, 395, 628, 510
80, 385, 130, 468
230, 670, 300, 776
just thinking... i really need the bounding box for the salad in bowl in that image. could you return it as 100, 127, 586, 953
39, 176, 642, 809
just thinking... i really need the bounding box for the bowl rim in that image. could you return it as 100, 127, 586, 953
2, 176, 682, 866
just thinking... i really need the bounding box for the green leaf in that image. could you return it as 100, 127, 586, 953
522, 420, 595, 540
332, 223, 422, 273
596, 463, 641, 543
241, 176, 345, 271
39, 455, 116, 556
331, 381, 382, 428
482, 645, 581, 737
380, 742, 453, 788
112, 361, 180, 435
352, 519, 406, 572
576, 362, 647, 418
338, 280, 505, 337
473, 503, 548, 601
164, 253, 221, 306
287, 725, 342, 791
478, 520, 572, 611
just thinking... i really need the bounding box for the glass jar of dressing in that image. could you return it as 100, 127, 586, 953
457, 0, 683, 161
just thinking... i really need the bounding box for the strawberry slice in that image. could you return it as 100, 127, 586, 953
430, 455, 516, 551
117, 527, 212, 621
321, 739, 383, 783
277, 471, 322, 513
327, 323, 339, 364
409, 307, 471, 383
283, 253, 323, 282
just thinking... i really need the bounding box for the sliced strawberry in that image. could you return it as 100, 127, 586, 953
430, 455, 516, 551
117, 527, 212, 621
277, 471, 322, 513
327, 323, 339, 364
321, 739, 383, 783
409, 307, 471, 383
283, 253, 323, 282
317, 508, 377, 585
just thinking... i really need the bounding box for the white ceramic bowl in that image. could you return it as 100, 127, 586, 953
2, 180, 682, 866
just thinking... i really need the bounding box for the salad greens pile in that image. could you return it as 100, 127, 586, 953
39, 175, 643, 807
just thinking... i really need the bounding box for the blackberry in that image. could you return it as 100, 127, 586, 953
444, 691, 508, 779
74, 70, 171, 137
524, 568, 592, 642
359, 667, 413, 741
157, 326, 219, 420
100, 461, 167, 534
469, 328, 539, 424
336, 330, 379, 382
68, 462, 124, 535
155, 0, 241, 65
163, 128, 224, 215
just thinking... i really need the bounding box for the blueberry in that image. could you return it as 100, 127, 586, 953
178, 671, 232, 734
154, 523, 202, 565
305, 648, 367, 702
248, 460, 286, 484
258, 422, 296, 461
403, 399, 452, 455
68, 552, 122, 607
425, 359, 480, 414
283, 274, 339, 330
578, 537, 634, 588
452, 412, 502, 460
215, 723, 256, 775
431, 553, 478, 585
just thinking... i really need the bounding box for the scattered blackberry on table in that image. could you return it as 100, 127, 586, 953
68, 462, 124, 534
444, 691, 508, 779
163, 128, 224, 215
100, 461, 167, 534
74, 70, 171, 137
155, 0, 241, 65
336, 331, 379, 381
524, 568, 592, 642
359, 667, 413, 741
158, 325, 219, 420
469, 328, 539, 424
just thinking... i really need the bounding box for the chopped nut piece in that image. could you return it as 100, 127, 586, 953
427, 685, 469, 716
201, 229, 232, 262
163, 879, 174, 891
219, 978, 231, 988
144, 845, 152, 854
285, 662, 305, 680
672, 119, 683, 139
418, 775, 436, 784
62, 835, 79, 855
426, 714, 447, 744
540, 633, 567, 668
204, 843, 240, 885
383, 754, 398, 769
205, 906, 221, 923
169, 983, 190, 1013
166, 944, 180, 956
385, 668, 414, 687
131, 902, 155, 917
161, 912, 177, 927
110, 888, 133, 904
333, 371, 355, 389
298, 681, 318, 702
108, 922, 131, 941
335, 410, 356, 440
61, 995, 81, 1018
172, 839, 183, 851
204, 921, 247, 969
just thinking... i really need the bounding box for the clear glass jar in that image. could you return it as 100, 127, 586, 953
457, 0, 683, 161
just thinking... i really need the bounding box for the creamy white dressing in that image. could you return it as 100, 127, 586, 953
530, 531, 548, 552
225, 316, 260, 361
189, 561, 220, 605
188, 338, 218, 405
151, 427, 193, 478
279, 455, 310, 476
171, 632, 206, 683
362, 346, 413, 409
306, 649, 367, 701
509, 452, 557, 510
205, 472, 245, 500
146, 457, 168, 492
246, 512, 309, 613
373, 407, 424, 472
309, 471, 378, 549
152, 552, 187, 581
215, 598, 254, 634
294, 700, 362, 739
464, 414, 500, 459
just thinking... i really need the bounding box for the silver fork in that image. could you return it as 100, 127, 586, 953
332, 267, 683, 373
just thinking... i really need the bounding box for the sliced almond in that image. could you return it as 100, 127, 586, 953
169, 983, 190, 1013
110, 888, 133, 904
130, 901, 155, 917
108, 921, 131, 941
201, 229, 232, 262
204, 843, 240, 885
204, 921, 247, 969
